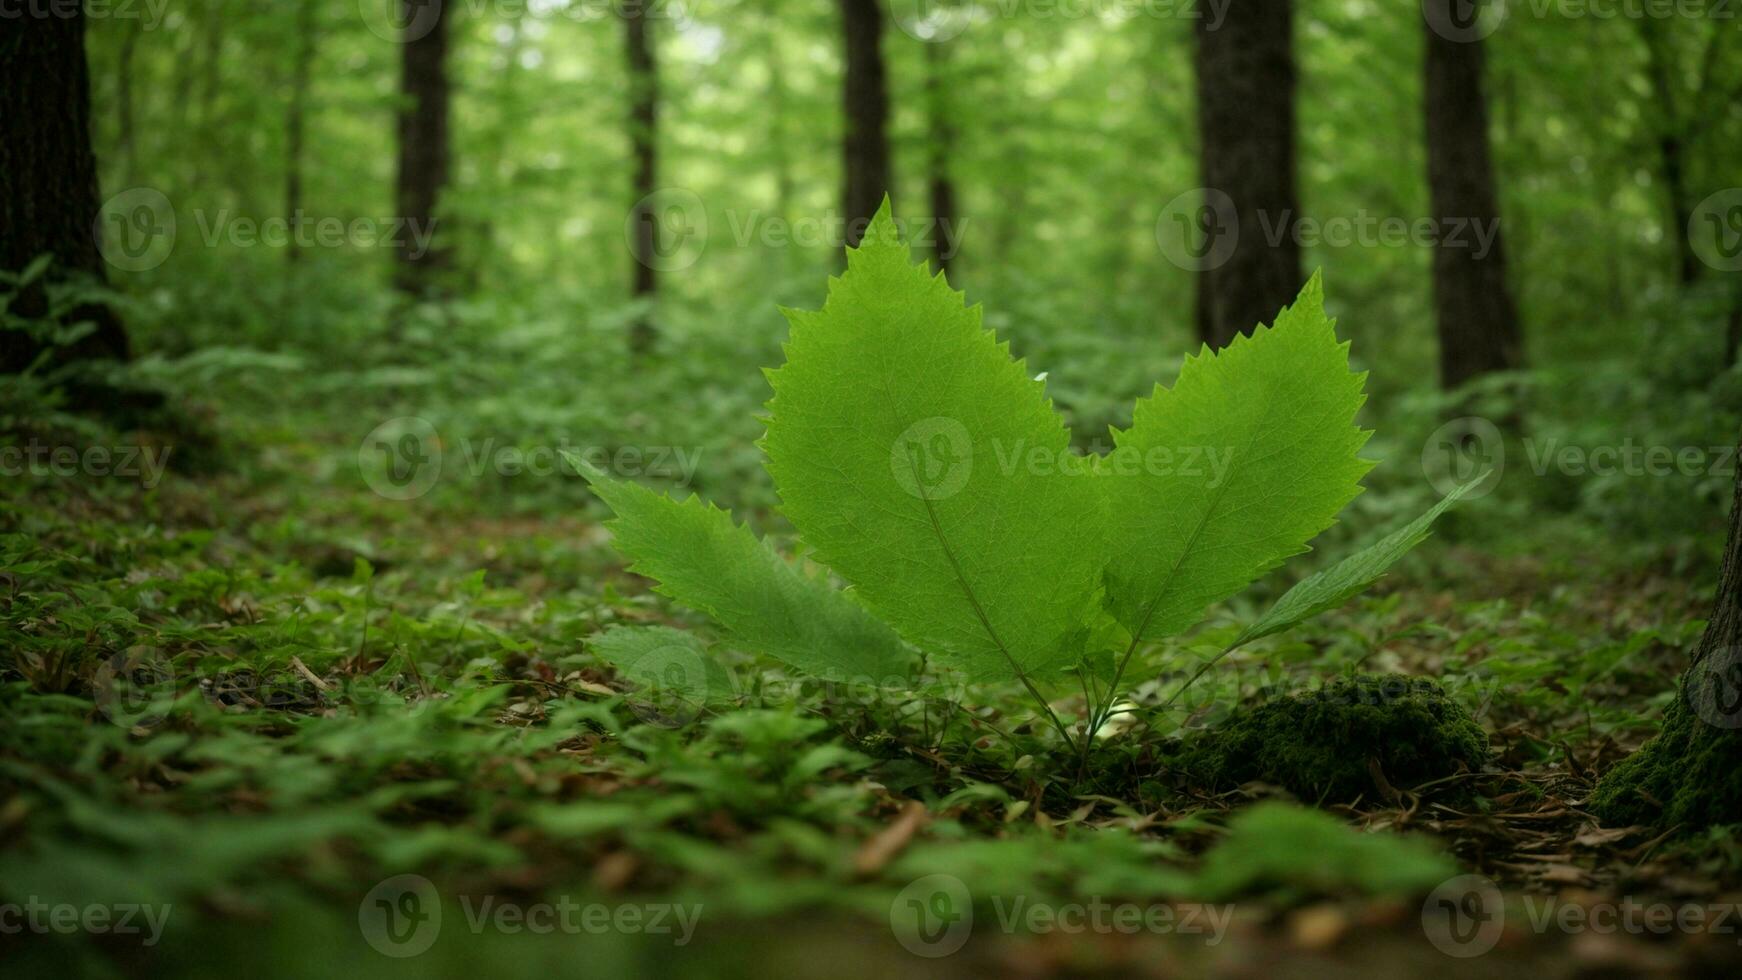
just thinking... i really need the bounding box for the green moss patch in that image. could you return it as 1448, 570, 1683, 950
1164, 674, 1492, 804
1591, 664, 1742, 832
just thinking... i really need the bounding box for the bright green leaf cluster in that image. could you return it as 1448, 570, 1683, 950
582, 202, 1472, 741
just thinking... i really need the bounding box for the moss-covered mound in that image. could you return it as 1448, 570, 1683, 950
1591, 669, 1742, 831
1165, 674, 1492, 804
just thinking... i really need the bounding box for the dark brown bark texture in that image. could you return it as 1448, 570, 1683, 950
839, 0, 890, 249
1592, 441, 1742, 830
1423, 1, 1524, 391
625, 0, 658, 353
924, 41, 957, 278
0, 10, 131, 373
1193, 0, 1301, 350
393, 0, 452, 296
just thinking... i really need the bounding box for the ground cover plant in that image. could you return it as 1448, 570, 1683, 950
5, 2, 1742, 978
583, 204, 1478, 779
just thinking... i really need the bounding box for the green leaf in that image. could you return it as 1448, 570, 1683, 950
1231, 477, 1482, 648
1101, 274, 1372, 648
589, 625, 735, 704
761, 200, 1106, 682
576, 460, 912, 683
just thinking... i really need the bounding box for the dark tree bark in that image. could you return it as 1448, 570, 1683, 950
923, 42, 958, 279
1423, 1, 1524, 391
624, 0, 659, 354
0, 10, 130, 375
1638, 20, 1703, 286
839, 0, 890, 249
1593, 440, 1742, 830
116, 19, 140, 188
392, 0, 452, 297
285, 0, 317, 269
1193, 0, 1301, 350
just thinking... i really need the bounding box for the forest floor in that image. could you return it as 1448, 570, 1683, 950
4, 408, 1742, 978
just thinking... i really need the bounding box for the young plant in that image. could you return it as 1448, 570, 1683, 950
577, 201, 1474, 754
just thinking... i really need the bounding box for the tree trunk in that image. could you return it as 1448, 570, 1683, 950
1639, 22, 1700, 286
923, 41, 958, 279
285, 0, 317, 269
625, 0, 659, 354
1423, 1, 1524, 392
392, 0, 452, 297
0, 10, 130, 375
839, 0, 890, 249
1193, 0, 1302, 350
117, 19, 140, 188
1593, 440, 1742, 830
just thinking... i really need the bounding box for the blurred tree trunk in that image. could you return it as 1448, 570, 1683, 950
1193, 0, 1301, 350
285, 0, 317, 269
625, 0, 659, 354
1593, 440, 1742, 829
0, 9, 131, 377
1423, 0, 1523, 392
1639, 23, 1699, 285
392, 0, 452, 297
473, 10, 525, 290
762, 15, 794, 220
191, 3, 225, 191
923, 41, 958, 279
840, 0, 890, 248
117, 19, 141, 188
